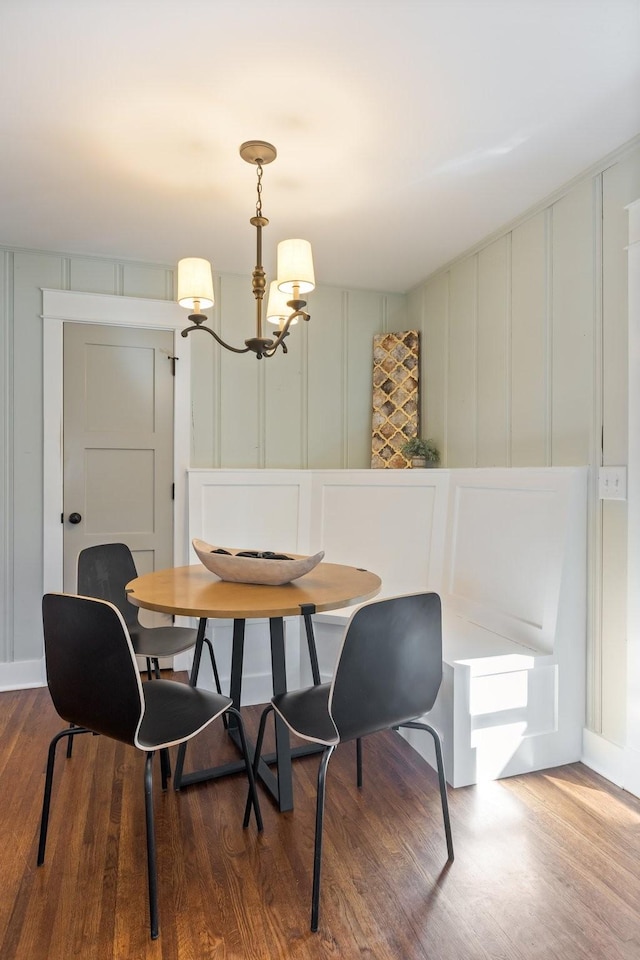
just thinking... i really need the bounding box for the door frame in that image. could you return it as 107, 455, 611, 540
42, 289, 191, 593
626, 198, 640, 798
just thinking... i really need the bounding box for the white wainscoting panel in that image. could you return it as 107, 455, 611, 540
441, 469, 580, 654
186, 469, 312, 704
188, 469, 312, 557
309, 469, 449, 598
186, 467, 587, 784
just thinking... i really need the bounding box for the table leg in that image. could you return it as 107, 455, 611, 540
269, 616, 294, 812
300, 603, 321, 685
174, 615, 318, 805
226, 619, 246, 731
188, 618, 208, 686
176, 618, 263, 792
174, 617, 208, 790
222, 616, 294, 811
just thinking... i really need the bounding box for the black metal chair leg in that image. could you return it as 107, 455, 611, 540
174, 619, 208, 789
146, 658, 153, 681
160, 748, 171, 790
311, 744, 335, 932
203, 636, 222, 695
424, 723, 454, 861
66, 722, 75, 758
38, 727, 91, 866
243, 704, 273, 827
144, 752, 159, 940
203, 635, 228, 729
356, 737, 363, 788
153, 658, 161, 680
222, 706, 262, 832
173, 742, 186, 791
252, 705, 273, 778
400, 721, 454, 862
302, 609, 321, 685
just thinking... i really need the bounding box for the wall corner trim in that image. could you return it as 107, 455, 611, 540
0, 658, 46, 692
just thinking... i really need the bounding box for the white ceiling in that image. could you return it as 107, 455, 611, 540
1, 0, 639, 293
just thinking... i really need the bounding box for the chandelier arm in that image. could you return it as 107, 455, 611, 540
266, 309, 311, 353
261, 335, 289, 357
262, 343, 287, 357
181, 323, 252, 354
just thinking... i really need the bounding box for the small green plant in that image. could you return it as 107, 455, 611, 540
401, 436, 440, 463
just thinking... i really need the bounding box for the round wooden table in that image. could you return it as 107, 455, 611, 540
126, 561, 381, 620
126, 561, 381, 811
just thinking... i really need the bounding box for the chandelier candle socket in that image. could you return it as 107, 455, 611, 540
177, 141, 315, 359
266, 281, 298, 328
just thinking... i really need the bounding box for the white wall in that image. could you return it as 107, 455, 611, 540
407, 137, 640, 760
189, 281, 407, 469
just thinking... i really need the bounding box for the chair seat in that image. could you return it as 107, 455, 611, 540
130, 624, 198, 658
137, 679, 232, 750
272, 684, 339, 746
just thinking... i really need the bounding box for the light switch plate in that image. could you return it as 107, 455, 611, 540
598, 465, 627, 500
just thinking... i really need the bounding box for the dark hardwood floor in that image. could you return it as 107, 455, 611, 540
1, 678, 639, 959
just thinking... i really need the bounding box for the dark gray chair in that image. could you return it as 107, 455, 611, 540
38, 593, 262, 940
248, 592, 453, 931
77, 542, 223, 688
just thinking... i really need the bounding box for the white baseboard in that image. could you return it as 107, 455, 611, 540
623, 746, 640, 800
581, 728, 626, 788
0, 658, 47, 691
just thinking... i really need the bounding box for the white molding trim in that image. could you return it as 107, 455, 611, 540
626, 199, 640, 798
581, 728, 626, 788
41, 289, 191, 593
1, 250, 14, 662
0, 657, 46, 691
582, 731, 640, 800
623, 746, 640, 800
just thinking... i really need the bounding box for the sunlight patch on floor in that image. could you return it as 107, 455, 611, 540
542, 773, 640, 826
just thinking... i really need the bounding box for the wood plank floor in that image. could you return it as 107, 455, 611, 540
1, 679, 639, 959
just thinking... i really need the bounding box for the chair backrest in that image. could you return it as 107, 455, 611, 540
77, 543, 140, 630
328, 593, 443, 742
42, 593, 144, 744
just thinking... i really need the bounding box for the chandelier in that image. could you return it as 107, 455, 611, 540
177, 140, 315, 359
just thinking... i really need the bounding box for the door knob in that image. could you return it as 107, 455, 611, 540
68, 512, 82, 524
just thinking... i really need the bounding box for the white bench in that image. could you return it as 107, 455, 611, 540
186, 467, 587, 786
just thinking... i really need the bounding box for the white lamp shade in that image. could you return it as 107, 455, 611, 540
266, 281, 298, 326
277, 239, 315, 295
177, 258, 215, 309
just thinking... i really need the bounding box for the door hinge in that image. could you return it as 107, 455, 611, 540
169, 356, 178, 376
61, 512, 64, 524
171, 482, 175, 500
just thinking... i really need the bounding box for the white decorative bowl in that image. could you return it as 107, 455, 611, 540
192, 539, 325, 586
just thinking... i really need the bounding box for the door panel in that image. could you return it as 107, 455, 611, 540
83, 340, 157, 431
63, 323, 175, 613
84, 449, 155, 533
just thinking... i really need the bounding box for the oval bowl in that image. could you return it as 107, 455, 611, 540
192, 538, 325, 586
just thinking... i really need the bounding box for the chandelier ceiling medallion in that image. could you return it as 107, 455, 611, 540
177, 140, 315, 359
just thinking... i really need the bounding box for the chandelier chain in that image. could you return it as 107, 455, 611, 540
256, 162, 264, 218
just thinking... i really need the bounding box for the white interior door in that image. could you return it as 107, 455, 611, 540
62, 322, 175, 601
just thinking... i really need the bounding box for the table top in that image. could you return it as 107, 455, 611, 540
126, 561, 381, 620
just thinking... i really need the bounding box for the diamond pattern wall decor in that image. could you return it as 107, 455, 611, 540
371, 330, 420, 468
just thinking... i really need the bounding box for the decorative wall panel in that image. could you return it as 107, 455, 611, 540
371, 330, 420, 468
